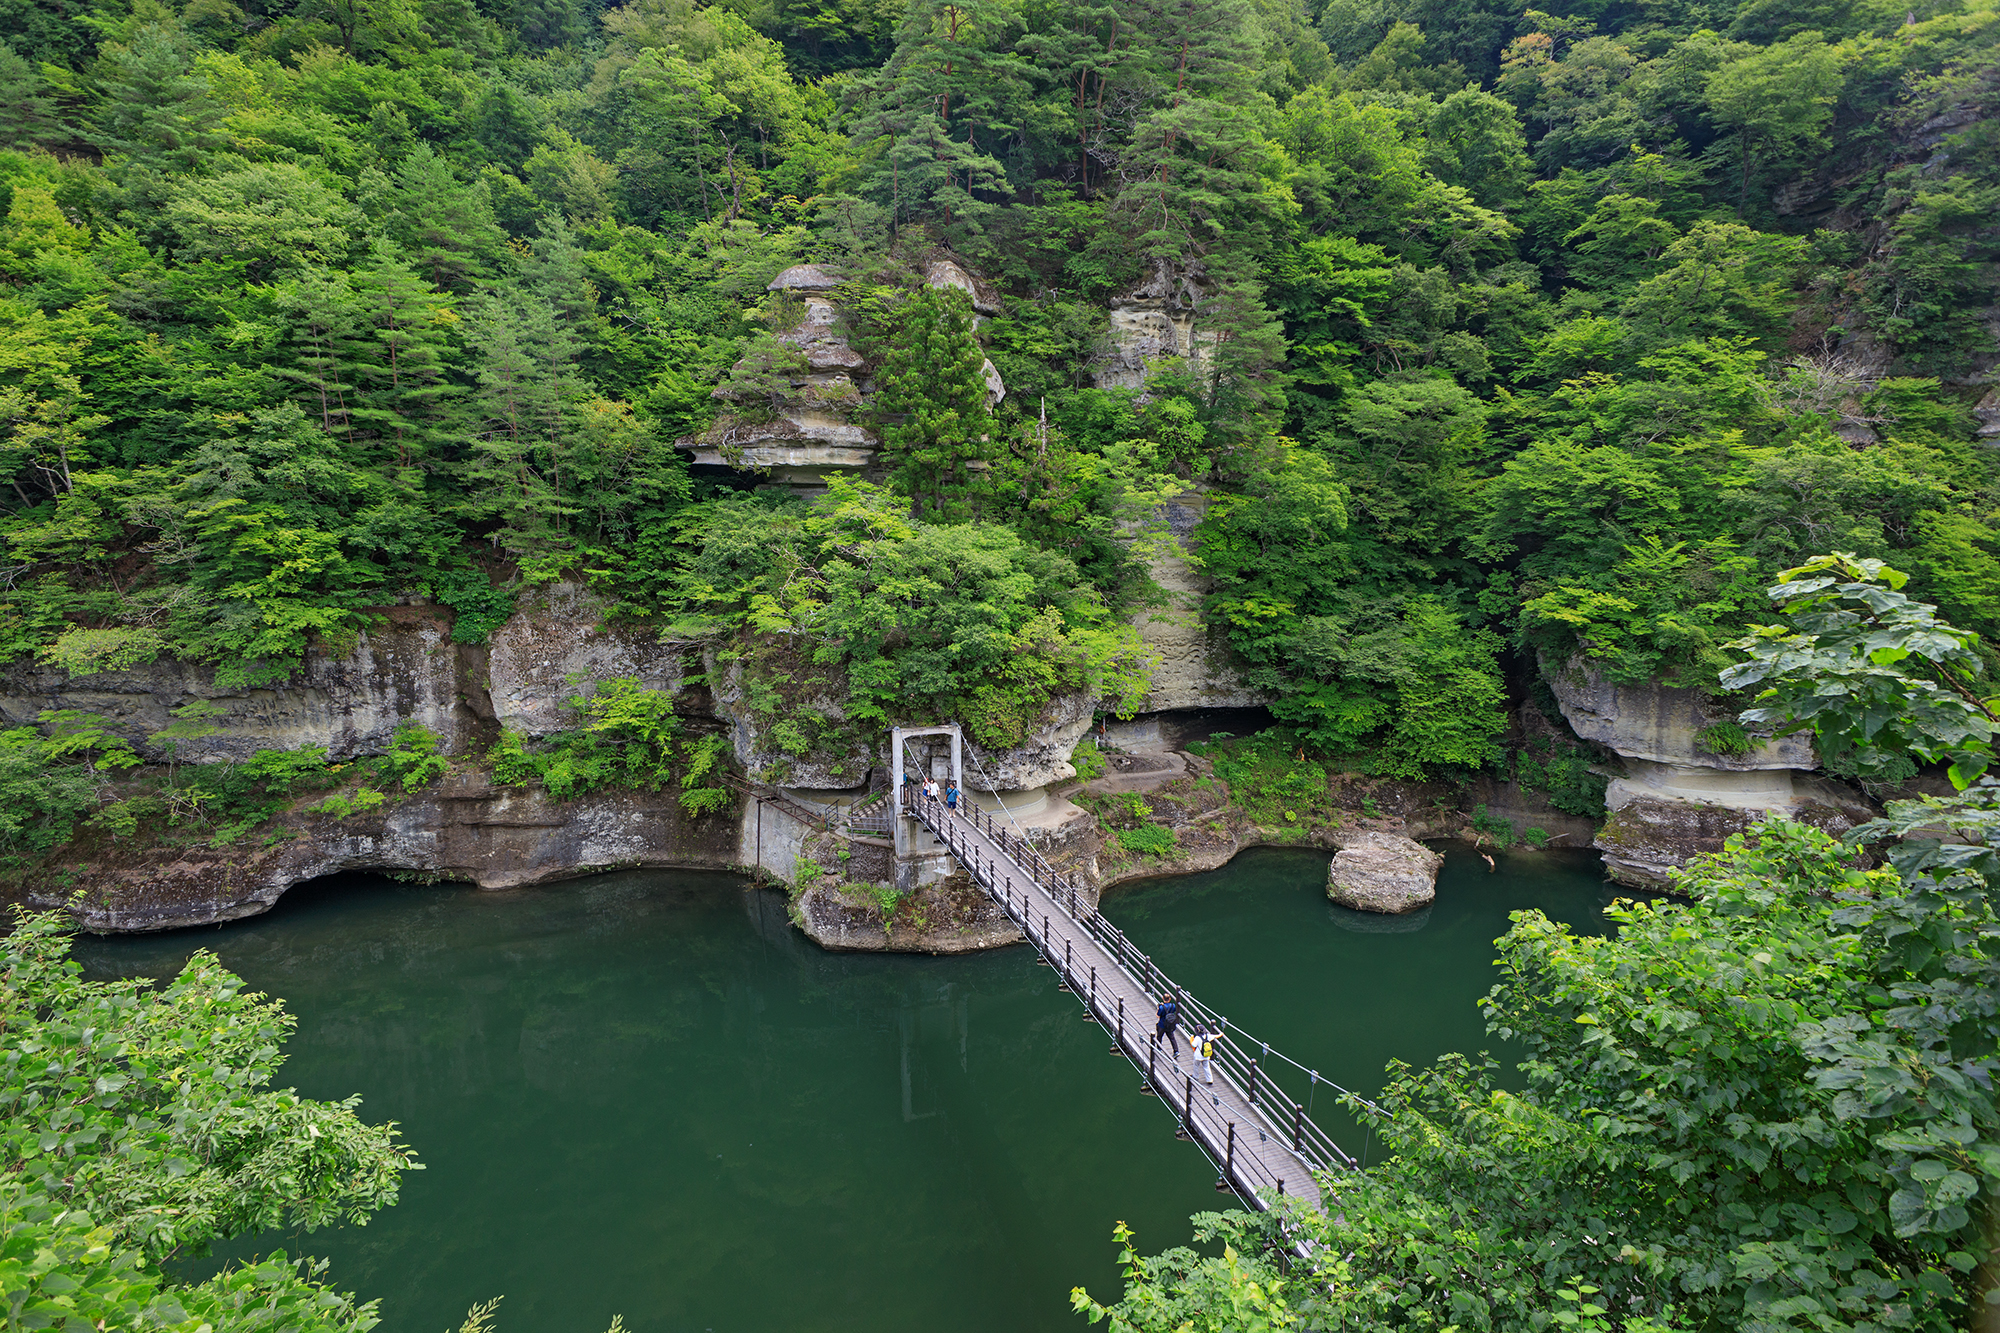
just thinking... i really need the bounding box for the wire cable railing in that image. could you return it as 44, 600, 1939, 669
901, 787, 1358, 1201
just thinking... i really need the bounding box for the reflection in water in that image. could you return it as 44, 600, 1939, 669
1325, 902, 1433, 934
79, 845, 1614, 1333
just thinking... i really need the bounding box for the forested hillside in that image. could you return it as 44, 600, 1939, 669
3, 1, 1999, 1328
0, 0, 1996, 767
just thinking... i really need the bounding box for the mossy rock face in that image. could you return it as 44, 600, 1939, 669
1596, 797, 1763, 889
793, 876, 1022, 955
28, 769, 742, 933
1542, 655, 1814, 771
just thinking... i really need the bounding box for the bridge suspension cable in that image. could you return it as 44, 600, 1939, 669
899, 784, 1359, 1211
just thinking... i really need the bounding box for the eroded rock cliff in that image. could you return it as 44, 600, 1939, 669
22, 577, 1119, 934
1543, 657, 1872, 886
0, 603, 481, 763
684, 255, 1007, 492
46, 772, 740, 932
1128, 490, 1268, 713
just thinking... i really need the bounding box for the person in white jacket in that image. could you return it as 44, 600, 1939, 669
1188, 1028, 1215, 1085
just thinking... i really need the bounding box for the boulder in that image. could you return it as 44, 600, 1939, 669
922, 257, 1003, 316
767, 263, 843, 292
1325, 832, 1444, 914
1975, 385, 2000, 443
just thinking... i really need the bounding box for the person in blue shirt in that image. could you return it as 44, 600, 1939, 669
945, 784, 959, 810
1152, 995, 1180, 1060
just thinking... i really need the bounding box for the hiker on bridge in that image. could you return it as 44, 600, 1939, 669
1188, 1027, 1215, 1085
945, 783, 959, 810
1152, 994, 1180, 1060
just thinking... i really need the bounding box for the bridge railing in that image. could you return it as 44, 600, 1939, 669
988, 870, 1322, 1204
904, 791, 1361, 1184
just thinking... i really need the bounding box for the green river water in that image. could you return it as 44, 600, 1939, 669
76, 845, 1617, 1333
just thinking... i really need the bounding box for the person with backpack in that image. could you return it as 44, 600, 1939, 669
1152, 994, 1180, 1060
1187, 1027, 1215, 1085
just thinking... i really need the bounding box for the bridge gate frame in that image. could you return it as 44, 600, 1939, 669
889, 723, 963, 861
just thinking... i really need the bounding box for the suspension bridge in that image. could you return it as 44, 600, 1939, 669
892, 730, 1369, 1214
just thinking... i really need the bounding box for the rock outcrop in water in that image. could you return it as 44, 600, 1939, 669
50, 773, 741, 933
1324, 832, 1445, 914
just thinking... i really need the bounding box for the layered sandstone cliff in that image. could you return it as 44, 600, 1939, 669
14, 580, 1113, 932
684, 257, 1006, 492
1543, 658, 1872, 886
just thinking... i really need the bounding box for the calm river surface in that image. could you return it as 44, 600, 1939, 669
76, 845, 1615, 1333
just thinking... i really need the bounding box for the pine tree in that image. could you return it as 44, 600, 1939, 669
269, 267, 368, 445
853, 0, 1033, 236
347, 243, 461, 476
457, 289, 585, 568
382, 144, 512, 291
90, 24, 226, 177
1015, 0, 1126, 197
870, 284, 994, 518
1108, 0, 1280, 265
0, 41, 57, 151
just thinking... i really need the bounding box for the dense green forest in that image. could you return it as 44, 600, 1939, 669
0, 0, 1997, 1328
0, 0, 1995, 772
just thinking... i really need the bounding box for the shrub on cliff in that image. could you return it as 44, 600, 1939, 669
648, 479, 1153, 746
0, 711, 136, 863
487, 677, 736, 813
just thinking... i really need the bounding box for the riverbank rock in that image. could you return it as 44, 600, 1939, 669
1325, 832, 1444, 914
1540, 655, 1870, 887
794, 876, 1022, 954
32, 767, 744, 932
1595, 786, 1872, 887
1544, 658, 1813, 770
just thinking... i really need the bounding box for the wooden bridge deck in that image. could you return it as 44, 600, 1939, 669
905, 793, 1340, 1212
